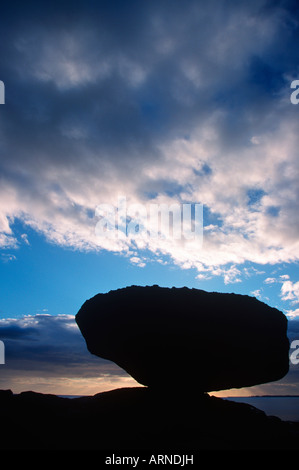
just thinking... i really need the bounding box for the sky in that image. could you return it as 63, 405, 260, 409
1, 0, 299, 396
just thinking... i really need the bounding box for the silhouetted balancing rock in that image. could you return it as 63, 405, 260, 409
76, 285, 289, 392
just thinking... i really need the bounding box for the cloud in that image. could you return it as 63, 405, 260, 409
0, 314, 136, 394
130, 256, 146, 268
281, 280, 299, 302
286, 309, 299, 320
264, 277, 278, 284
1, 253, 17, 263
222, 266, 242, 285
1, 1, 299, 282
20, 233, 30, 245
251, 289, 262, 299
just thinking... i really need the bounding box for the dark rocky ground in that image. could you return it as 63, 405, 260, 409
1, 387, 298, 451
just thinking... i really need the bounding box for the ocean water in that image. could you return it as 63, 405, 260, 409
225, 397, 299, 422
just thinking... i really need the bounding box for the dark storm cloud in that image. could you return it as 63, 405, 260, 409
288, 319, 299, 341
1, 0, 295, 166
0, 324, 36, 339
0, 314, 122, 376
0, 313, 137, 394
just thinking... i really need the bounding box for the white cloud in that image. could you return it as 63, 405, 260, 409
196, 273, 211, 281
21, 233, 30, 245
130, 256, 146, 268
281, 280, 299, 302
1, 253, 17, 263
285, 308, 299, 320
223, 266, 242, 285
251, 289, 261, 299
264, 277, 277, 284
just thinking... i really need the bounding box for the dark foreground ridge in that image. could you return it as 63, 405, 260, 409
76, 285, 289, 391
0, 387, 299, 450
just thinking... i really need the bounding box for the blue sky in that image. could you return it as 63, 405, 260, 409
1, 220, 298, 320
1, 0, 299, 395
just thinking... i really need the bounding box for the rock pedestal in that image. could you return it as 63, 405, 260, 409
76, 285, 289, 391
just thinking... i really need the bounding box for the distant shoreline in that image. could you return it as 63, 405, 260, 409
6, 391, 299, 399
56, 393, 299, 399
224, 395, 299, 398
